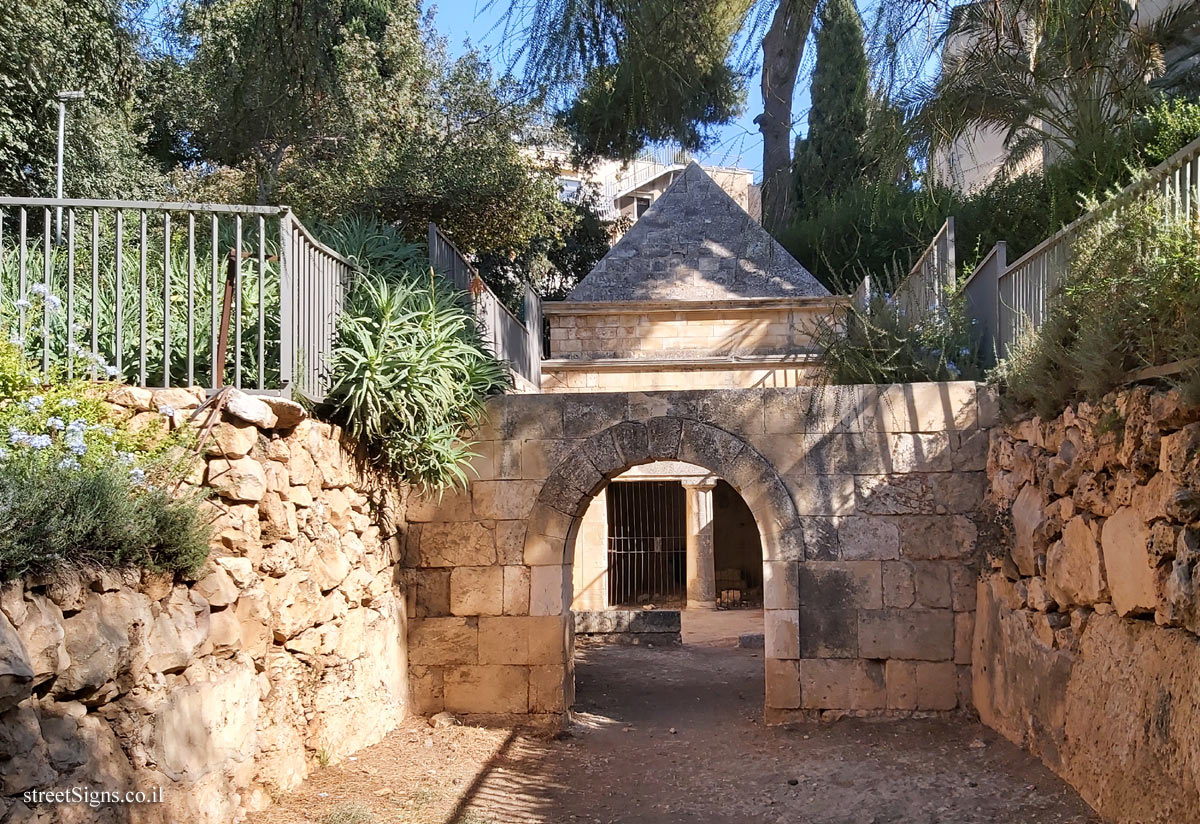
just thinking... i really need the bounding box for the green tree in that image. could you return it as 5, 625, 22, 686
0, 0, 161, 198
791, 0, 870, 213
911, 0, 1200, 225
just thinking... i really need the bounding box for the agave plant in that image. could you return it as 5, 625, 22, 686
318, 218, 509, 491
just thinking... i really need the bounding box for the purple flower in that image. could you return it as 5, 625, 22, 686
58, 457, 79, 471
27, 434, 52, 449
46, 417, 64, 431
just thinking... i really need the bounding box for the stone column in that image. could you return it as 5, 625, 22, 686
684, 479, 718, 610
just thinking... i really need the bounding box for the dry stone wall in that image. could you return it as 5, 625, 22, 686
0, 386, 408, 824
405, 382, 992, 725
976, 386, 1200, 822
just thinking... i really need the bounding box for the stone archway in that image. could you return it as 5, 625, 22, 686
520, 416, 803, 719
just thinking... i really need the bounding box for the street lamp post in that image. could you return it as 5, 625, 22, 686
55, 90, 84, 243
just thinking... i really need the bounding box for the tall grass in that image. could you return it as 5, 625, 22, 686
1000, 191, 1200, 416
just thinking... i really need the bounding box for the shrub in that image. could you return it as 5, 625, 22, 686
999, 191, 1200, 417
0, 342, 210, 580
812, 291, 988, 385
317, 219, 509, 491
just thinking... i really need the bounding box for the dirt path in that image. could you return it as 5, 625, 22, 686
252, 615, 1100, 824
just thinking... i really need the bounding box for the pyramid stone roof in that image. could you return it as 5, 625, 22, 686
566, 162, 829, 302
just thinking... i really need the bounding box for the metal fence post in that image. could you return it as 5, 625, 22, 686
278, 209, 294, 396
524, 284, 543, 389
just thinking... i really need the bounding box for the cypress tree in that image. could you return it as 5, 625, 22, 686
792, 0, 870, 215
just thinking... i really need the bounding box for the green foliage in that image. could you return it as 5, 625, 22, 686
791, 0, 870, 212
812, 292, 988, 386
318, 218, 509, 490
1137, 97, 1200, 166
0, 0, 162, 198
0, 343, 210, 581
999, 192, 1200, 417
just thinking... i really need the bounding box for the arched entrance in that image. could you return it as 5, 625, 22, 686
521, 416, 802, 716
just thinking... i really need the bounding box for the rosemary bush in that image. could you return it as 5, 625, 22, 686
0, 340, 210, 581
813, 291, 988, 386
318, 219, 509, 490
1000, 192, 1200, 417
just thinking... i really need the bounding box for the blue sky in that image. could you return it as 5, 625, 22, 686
423, 0, 803, 179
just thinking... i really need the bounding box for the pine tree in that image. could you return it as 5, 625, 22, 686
791, 0, 870, 215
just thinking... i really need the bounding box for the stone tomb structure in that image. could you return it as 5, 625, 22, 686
405, 383, 993, 725
541, 163, 842, 393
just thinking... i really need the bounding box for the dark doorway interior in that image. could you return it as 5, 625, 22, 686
713, 480, 763, 608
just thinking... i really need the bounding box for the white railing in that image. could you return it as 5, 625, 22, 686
428, 224, 542, 388
887, 217, 957, 320
601, 147, 692, 205
992, 136, 1200, 357
0, 197, 351, 401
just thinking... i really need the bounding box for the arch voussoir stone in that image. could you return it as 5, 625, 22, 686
677, 419, 748, 471
646, 416, 684, 459
609, 420, 651, 467
580, 429, 623, 478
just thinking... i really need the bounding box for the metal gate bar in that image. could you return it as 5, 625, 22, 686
606, 481, 686, 608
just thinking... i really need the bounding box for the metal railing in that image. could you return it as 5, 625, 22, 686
0, 197, 351, 401
961, 241, 1006, 363
978, 135, 1200, 357
428, 223, 543, 388
891, 217, 957, 320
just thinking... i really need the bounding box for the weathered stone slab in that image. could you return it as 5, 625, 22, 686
858, 608, 954, 661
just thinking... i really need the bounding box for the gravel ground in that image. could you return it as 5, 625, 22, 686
251, 619, 1101, 824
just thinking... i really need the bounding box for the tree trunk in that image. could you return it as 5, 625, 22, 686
756, 0, 818, 234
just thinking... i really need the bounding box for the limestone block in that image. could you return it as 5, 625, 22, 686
207, 608, 242, 656
58, 589, 154, 693
503, 566, 531, 615
912, 561, 953, 609
855, 474, 935, 515
952, 429, 990, 472
321, 487, 353, 532
838, 516, 900, 560
152, 386, 203, 411
288, 442, 318, 486
285, 623, 339, 656
0, 611, 32, 712
955, 611, 975, 665
449, 566, 504, 616
234, 591, 271, 659
194, 566, 239, 608
799, 659, 886, 710
950, 565, 978, 611
885, 660, 918, 710
262, 396, 306, 429
1011, 483, 1048, 575
473, 480, 543, 521
443, 665, 529, 714
0, 704, 57, 794
310, 534, 351, 592
888, 433, 952, 473
214, 556, 256, 589
1101, 506, 1157, 616
520, 439, 576, 480
223, 388, 278, 428
204, 421, 258, 458
413, 569, 451, 618
764, 609, 800, 659
0, 581, 25, 627
798, 562, 883, 610
144, 589, 208, 675
418, 522, 496, 567
478, 616, 564, 665
882, 561, 916, 608
259, 492, 299, 543
788, 473, 855, 517
798, 606, 857, 658
409, 617, 477, 665
898, 515, 977, 561
764, 658, 802, 709
763, 561, 799, 610
529, 665, 566, 713
529, 565, 566, 616
873, 382, 977, 433
858, 609, 954, 661
409, 665, 444, 714
16, 595, 68, 686
206, 456, 267, 502
496, 521, 528, 565
931, 472, 988, 513
797, 517, 839, 561
148, 657, 258, 782
265, 572, 323, 640
107, 384, 154, 411
335, 607, 367, 661
915, 661, 958, 710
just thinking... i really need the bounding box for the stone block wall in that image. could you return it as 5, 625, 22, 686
404, 382, 991, 725
545, 301, 831, 361
976, 386, 1200, 822
541, 361, 823, 393
0, 387, 408, 824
